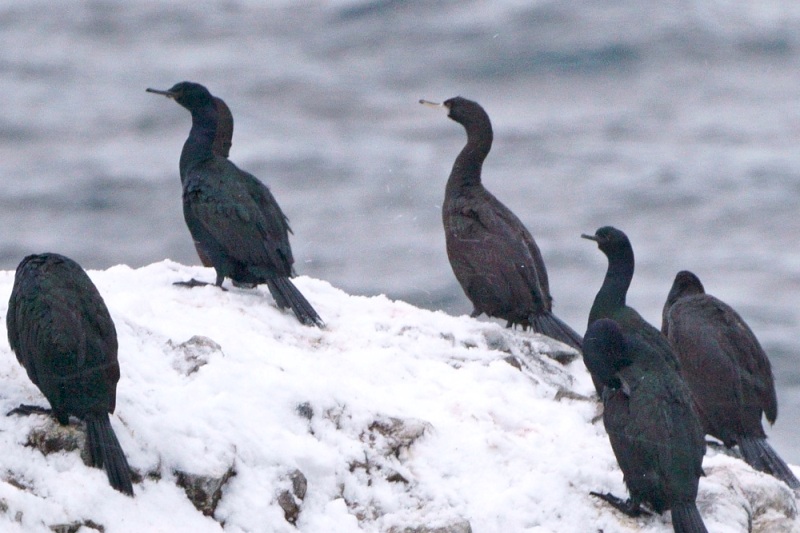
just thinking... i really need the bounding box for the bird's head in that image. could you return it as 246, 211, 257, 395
147, 81, 214, 112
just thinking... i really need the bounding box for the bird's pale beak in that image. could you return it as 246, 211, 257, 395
581, 233, 599, 242
419, 99, 443, 108
146, 88, 177, 98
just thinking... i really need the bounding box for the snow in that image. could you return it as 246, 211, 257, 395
0, 260, 795, 532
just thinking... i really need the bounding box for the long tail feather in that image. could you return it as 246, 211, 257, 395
86, 413, 134, 496
739, 436, 800, 489
266, 277, 324, 328
671, 503, 708, 533
530, 311, 583, 352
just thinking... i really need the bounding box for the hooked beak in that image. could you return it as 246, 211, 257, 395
581, 233, 599, 242
419, 99, 444, 108
146, 88, 177, 98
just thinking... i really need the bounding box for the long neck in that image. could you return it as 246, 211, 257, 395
446, 117, 492, 191
179, 105, 218, 179
590, 246, 634, 323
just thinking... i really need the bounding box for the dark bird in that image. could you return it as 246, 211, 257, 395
212, 96, 233, 159
420, 96, 582, 350
147, 81, 323, 327
582, 226, 679, 372
663, 270, 799, 489
6, 253, 134, 496
194, 96, 234, 268
584, 318, 707, 533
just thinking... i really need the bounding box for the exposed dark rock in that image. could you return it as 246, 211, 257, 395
546, 347, 580, 365
50, 520, 105, 533
290, 469, 307, 500
387, 520, 473, 533
366, 417, 431, 459
386, 470, 409, 484
483, 330, 510, 352
277, 469, 308, 525
554, 387, 592, 402
26, 422, 84, 458
295, 402, 314, 421
503, 355, 522, 370
174, 465, 235, 517
277, 490, 300, 525
168, 335, 223, 375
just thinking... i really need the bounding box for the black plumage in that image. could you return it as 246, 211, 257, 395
663, 270, 799, 488
6, 253, 133, 496
147, 81, 323, 327
211, 96, 233, 159
194, 96, 234, 269
424, 96, 582, 350
584, 318, 707, 533
582, 226, 680, 372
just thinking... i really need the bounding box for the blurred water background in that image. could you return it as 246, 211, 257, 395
3, 0, 800, 461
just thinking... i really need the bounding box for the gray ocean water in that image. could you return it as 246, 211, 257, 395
3, 1, 800, 461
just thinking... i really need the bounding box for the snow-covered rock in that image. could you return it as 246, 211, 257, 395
0, 260, 795, 532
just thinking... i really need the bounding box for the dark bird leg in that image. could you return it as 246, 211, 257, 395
7, 404, 52, 417
739, 436, 800, 489
85, 413, 134, 496
589, 491, 651, 517
266, 278, 324, 328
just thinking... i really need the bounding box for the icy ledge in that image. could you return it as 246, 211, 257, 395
0, 260, 796, 532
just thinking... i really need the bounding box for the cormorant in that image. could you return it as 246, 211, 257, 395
6, 253, 134, 496
420, 96, 582, 350
147, 81, 323, 327
584, 318, 707, 533
193, 96, 234, 268
212, 96, 233, 159
582, 226, 679, 372
663, 270, 799, 489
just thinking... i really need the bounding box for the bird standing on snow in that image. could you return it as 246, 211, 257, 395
584, 318, 707, 533
6, 253, 134, 496
582, 226, 680, 372
420, 96, 582, 351
193, 95, 234, 268
663, 270, 799, 489
147, 81, 323, 327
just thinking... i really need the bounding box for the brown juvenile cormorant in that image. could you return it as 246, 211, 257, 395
147, 81, 323, 327
420, 96, 582, 350
582, 226, 679, 372
584, 318, 707, 533
663, 270, 799, 489
6, 253, 134, 496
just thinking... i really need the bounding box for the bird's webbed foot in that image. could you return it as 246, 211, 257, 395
590, 491, 651, 517
173, 278, 212, 288
7, 404, 52, 417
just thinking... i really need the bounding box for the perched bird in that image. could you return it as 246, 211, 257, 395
211, 96, 234, 159
420, 96, 582, 350
582, 226, 679, 372
147, 81, 323, 327
663, 270, 799, 488
193, 96, 234, 268
6, 253, 134, 496
584, 318, 707, 533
